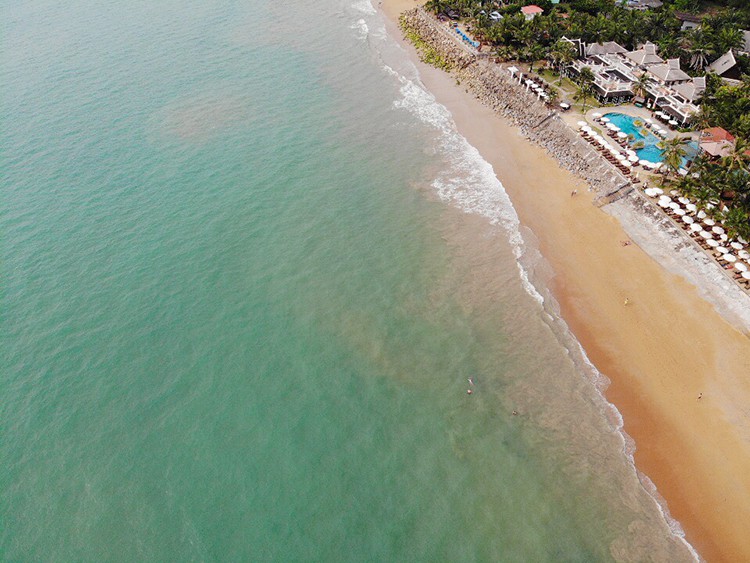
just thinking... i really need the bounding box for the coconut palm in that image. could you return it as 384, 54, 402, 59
549, 39, 576, 84
574, 67, 596, 113
714, 26, 744, 55
657, 136, 690, 181
631, 72, 652, 100
720, 137, 750, 175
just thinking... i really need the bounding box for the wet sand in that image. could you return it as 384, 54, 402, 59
380, 1, 750, 561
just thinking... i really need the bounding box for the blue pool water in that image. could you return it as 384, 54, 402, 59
603, 112, 698, 166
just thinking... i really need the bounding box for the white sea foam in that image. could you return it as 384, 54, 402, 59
350, 0, 377, 15
381, 41, 698, 563
351, 18, 369, 39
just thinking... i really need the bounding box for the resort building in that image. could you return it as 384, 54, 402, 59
708, 51, 743, 83
624, 42, 663, 68
700, 127, 735, 159
569, 44, 638, 104
675, 12, 703, 30
521, 5, 543, 20
624, 0, 663, 10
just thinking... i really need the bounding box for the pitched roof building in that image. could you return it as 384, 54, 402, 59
521, 5, 543, 19
584, 41, 627, 57
625, 42, 664, 67
647, 58, 691, 84
708, 50, 742, 81
671, 76, 706, 103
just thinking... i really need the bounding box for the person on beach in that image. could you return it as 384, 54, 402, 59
624, 297, 630, 306
571, 190, 577, 197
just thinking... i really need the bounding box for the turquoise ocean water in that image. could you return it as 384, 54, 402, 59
3, 0, 695, 560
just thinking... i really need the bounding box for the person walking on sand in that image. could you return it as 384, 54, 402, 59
624, 297, 630, 306
571, 190, 577, 197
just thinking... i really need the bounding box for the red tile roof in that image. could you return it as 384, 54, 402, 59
701, 127, 735, 143
521, 5, 544, 14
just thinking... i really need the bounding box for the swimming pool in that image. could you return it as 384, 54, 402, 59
602, 112, 698, 166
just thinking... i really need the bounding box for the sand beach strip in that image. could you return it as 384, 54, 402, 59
380, 1, 750, 560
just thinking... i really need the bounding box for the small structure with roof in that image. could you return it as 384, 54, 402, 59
625, 0, 663, 9
700, 127, 735, 159
740, 30, 750, 55
708, 51, 742, 81
675, 12, 703, 30
521, 5, 544, 20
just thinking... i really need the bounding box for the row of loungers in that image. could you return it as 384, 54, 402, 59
645, 188, 750, 291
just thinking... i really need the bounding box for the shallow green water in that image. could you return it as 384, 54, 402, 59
2, 0, 693, 560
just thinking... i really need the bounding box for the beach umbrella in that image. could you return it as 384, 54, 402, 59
669, 119, 678, 126
623, 161, 633, 168
615, 153, 626, 161
704, 218, 715, 226
712, 226, 725, 235
678, 168, 688, 176
653, 187, 664, 195
701, 230, 713, 239
739, 250, 750, 260
706, 202, 716, 209
617, 131, 627, 138
670, 190, 679, 196
644, 188, 656, 197
707, 239, 720, 247
720, 234, 728, 242
739, 236, 748, 244
724, 254, 737, 263
659, 195, 671, 202
674, 208, 685, 216
730, 242, 743, 251
644, 118, 653, 124
639, 159, 651, 166
682, 215, 694, 224
678, 197, 689, 205
658, 199, 671, 208
628, 155, 639, 162
690, 223, 703, 232
592, 112, 602, 118
735, 262, 749, 272
743, 271, 750, 280
560, 102, 570, 109
601, 117, 610, 123
669, 202, 681, 211
697, 210, 707, 219
686, 203, 697, 213
716, 246, 729, 254
577, 121, 587, 128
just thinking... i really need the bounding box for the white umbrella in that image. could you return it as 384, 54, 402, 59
690, 223, 703, 232
639, 159, 651, 166
669, 119, 678, 126
739, 236, 748, 244
697, 210, 707, 219
701, 231, 714, 240
712, 226, 725, 235
617, 131, 628, 139
670, 190, 680, 196
616, 153, 626, 161
623, 161, 633, 168
658, 200, 671, 208
560, 102, 570, 109
644, 188, 658, 197
577, 121, 587, 128
678, 197, 689, 205
686, 203, 697, 213
707, 239, 720, 247
731, 242, 744, 250
742, 271, 750, 280
628, 155, 639, 162
644, 118, 653, 124
739, 250, 750, 260
724, 254, 737, 263
669, 202, 681, 211
720, 234, 728, 242
659, 195, 672, 203
592, 112, 602, 118
706, 202, 716, 209
735, 262, 748, 272
704, 218, 715, 226
653, 187, 664, 195
682, 215, 694, 224
601, 117, 610, 123
716, 246, 729, 254
678, 168, 688, 176
674, 208, 686, 216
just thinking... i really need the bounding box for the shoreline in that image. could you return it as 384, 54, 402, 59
379, 1, 750, 561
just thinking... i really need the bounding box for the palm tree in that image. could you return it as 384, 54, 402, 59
631, 72, 652, 101
720, 137, 750, 174
657, 136, 690, 181
549, 40, 576, 84
685, 30, 714, 71
714, 26, 744, 55
574, 67, 596, 113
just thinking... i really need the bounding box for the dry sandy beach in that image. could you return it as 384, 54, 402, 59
380, 0, 750, 560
